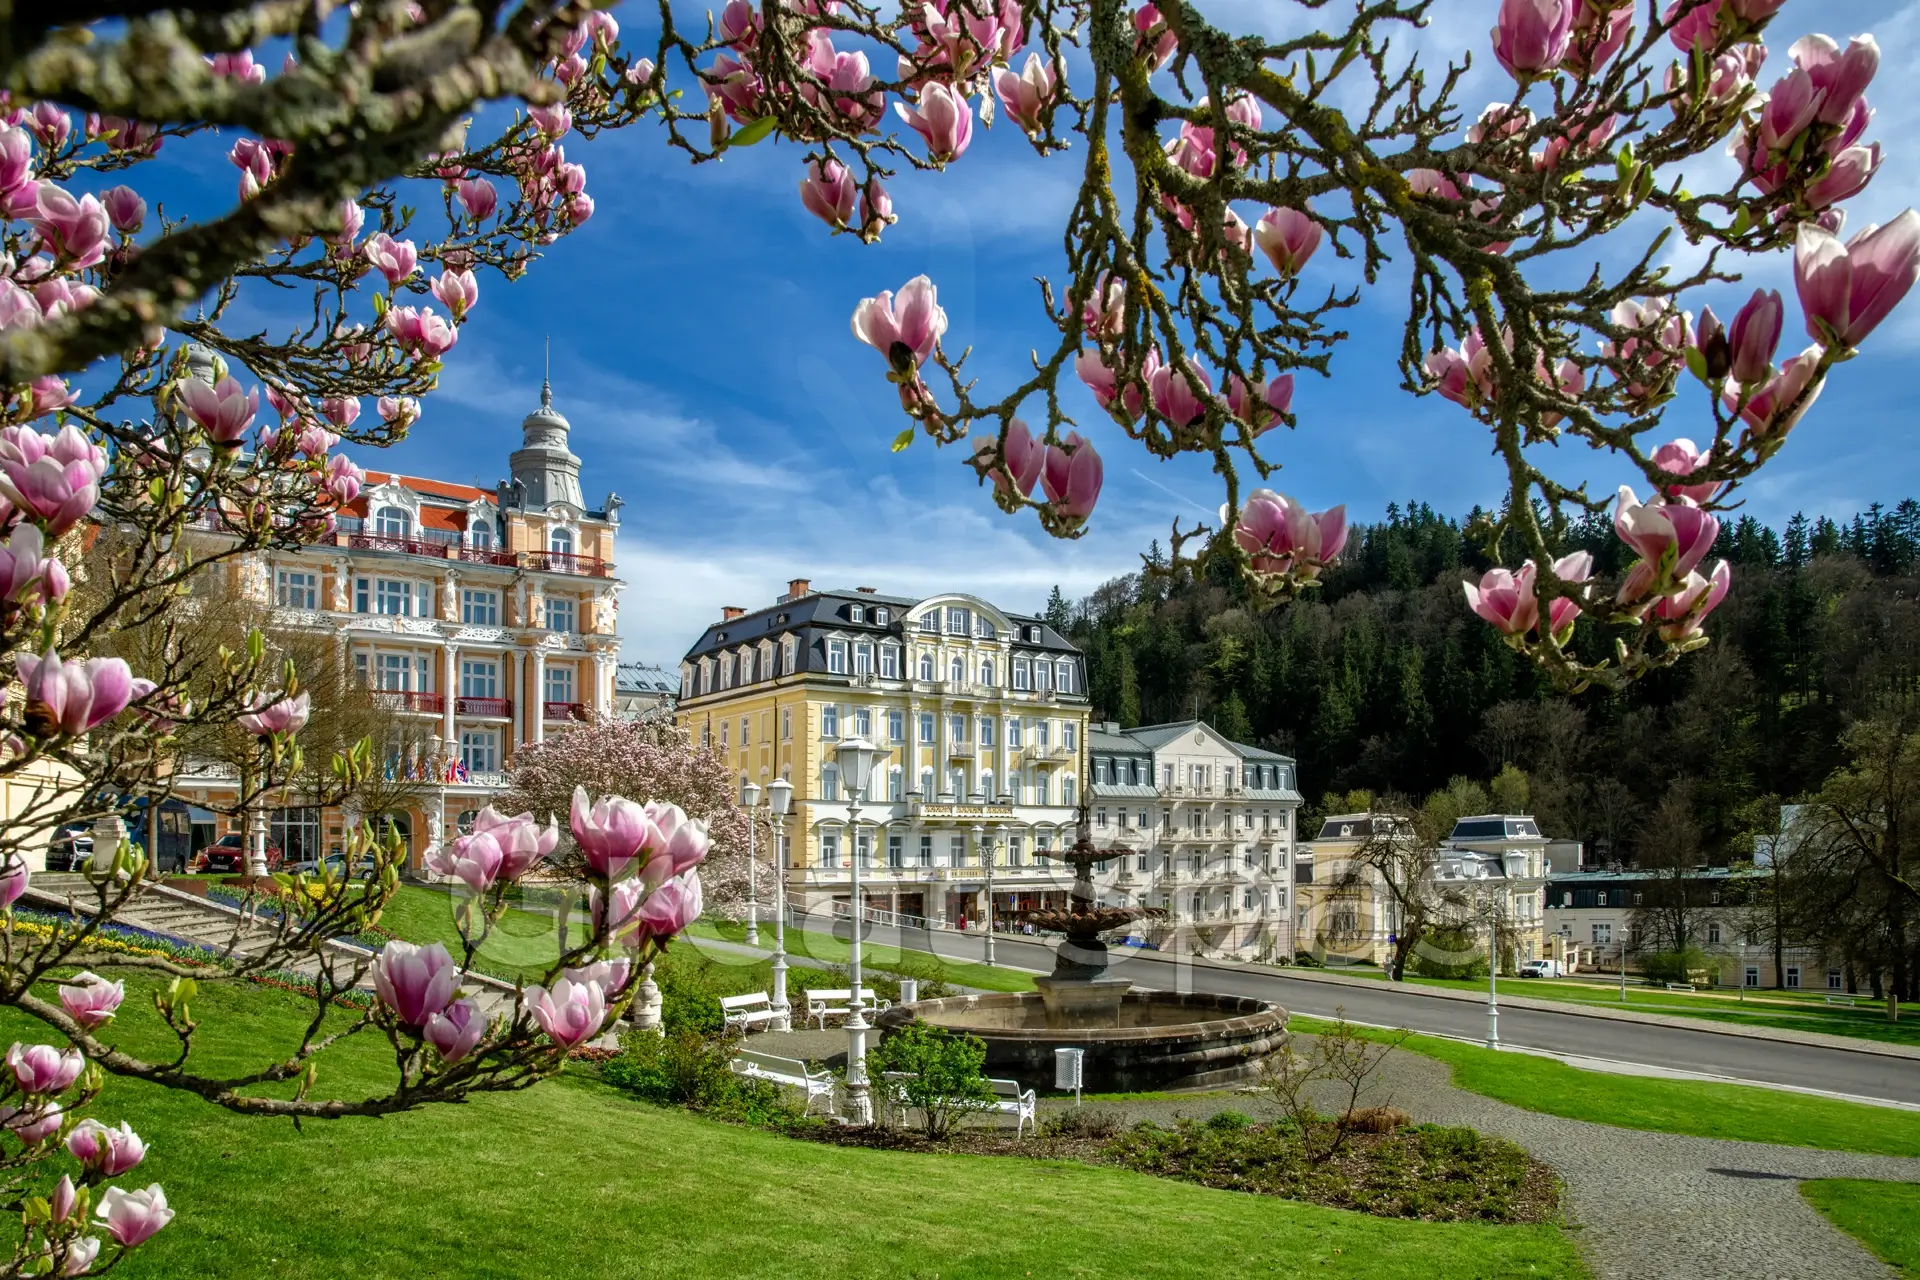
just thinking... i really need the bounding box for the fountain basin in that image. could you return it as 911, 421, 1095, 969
908, 991, 1287, 1094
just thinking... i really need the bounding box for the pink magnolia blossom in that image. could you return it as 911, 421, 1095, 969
1230, 491, 1347, 579
799, 158, 856, 229
322, 454, 364, 505
526, 976, 607, 1049
58, 1235, 96, 1275
1544, 550, 1594, 635
1, 1104, 62, 1145
1464, 561, 1540, 636
1081, 275, 1125, 343
100, 186, 144, 234
378, 395, 420, 428
333, 200, 365, 248
1226, 373, 1294, 433
1493, 0, 1576, 80
718, 0, 761, 49
850, 275, 948, 370
294, 424, 338, 458
50, 1176, 75, 1225
180, 375, 258, 445
32, 187, 108, 269
0, 126, 31, 194
1563, 3, 1631, 77
530, 103, 572, 138
319, 396, 361, 428
706, 53, 765, 124
372, 940, 458, 1028
0, 524, 68, 605
1791, 33, 1880, 128
979, 418, 1044, 499
27, 103, 70, 151
994, 53, 1058, 136
1794, 212, 1920, 351
894, 83, 973, 162
0, 424, 103, 533
456, 177, 498, 221
1650, 438, 1723, 505
57, 972, 123, 1030
569, 957, 634, 998
1805, 143, 1881, 211
95, 1186, 172, 1249
1040, 432, 1103, 523
237, 690, 310, 736
1756, 65, 1821, 155
363, 232, 418, 285
567, 193, 595, 226
424, 998, 485, 1065
592, 877, 648, 945
1424, 329, 1495, 410
1614, 485, 1721, 581
1727, 288, 1783, 387
1132, 4, 1178, 70
633, 870, 704, 945
0, 855, 27, 910
1727, 344, 1824, 440
66, 1119, 145, 1177
639, 801, 712, 886
859, 180, 895, 240
1254, 207, 1322, 279
430, 269, 479, 320
1656, 559, 1733, 640
17, 651, 134, 736
7, 1042, 82, 1094
425, 830, 505, 893
571, 786, 651, 878
1147, 358, 1213, 427
208, 50, 267, 84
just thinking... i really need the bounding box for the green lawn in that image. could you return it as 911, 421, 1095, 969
9, 977, 1583, 1279
376, 884, 569, 981
1292, 1015, 1920, 1157
686, 918, 1037, 993
1327, 969, 1920, 1048
1803, 1180, 1920, 1274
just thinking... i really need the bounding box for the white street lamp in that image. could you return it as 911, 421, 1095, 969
835, 736, 880, 1124
766, 776, 793, 1030
1480, 896, 1501, 1050
975, 822, 995, 967
741, 780, 762, 947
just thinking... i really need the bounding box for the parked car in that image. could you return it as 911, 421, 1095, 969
1518, 959, 1562, 978
198, 834, 283, 875
45, 827, 93, 872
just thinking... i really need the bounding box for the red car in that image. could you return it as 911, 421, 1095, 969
197, 833, 283, 875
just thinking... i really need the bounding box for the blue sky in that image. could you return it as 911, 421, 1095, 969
160, 0, 1920, 663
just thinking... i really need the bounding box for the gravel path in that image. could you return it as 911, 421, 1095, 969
747, 1026, 1920, 1279
1290, 1040, 1920, 1280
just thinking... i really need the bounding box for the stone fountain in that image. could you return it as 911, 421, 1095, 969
903, 816, 1288, 1093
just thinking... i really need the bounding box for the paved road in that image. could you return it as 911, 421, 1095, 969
752, 920, 1920, 1107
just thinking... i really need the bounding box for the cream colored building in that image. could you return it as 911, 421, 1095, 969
177, 362, 624, 871
676, 582, 1088, 927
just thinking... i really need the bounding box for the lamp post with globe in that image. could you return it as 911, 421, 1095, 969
835, 736, 880, 1124
767, 777, 794, 1029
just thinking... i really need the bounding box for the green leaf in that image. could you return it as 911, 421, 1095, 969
731, 116, 777, 148
371, 291, 389, 319
891, 427, 916, 453
1730, 204, 1752, 237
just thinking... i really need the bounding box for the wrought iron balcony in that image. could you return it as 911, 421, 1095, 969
543, 700, 589, 722
524, 550, 611, 577
455, 696, 512, 718
371, 690, 444, 713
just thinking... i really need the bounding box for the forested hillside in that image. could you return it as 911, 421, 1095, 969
1047, 501, 1920, 862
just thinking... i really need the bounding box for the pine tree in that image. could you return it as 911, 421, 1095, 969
1043, 585, 1071, 631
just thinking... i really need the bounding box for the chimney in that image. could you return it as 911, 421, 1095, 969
1104, 721, 1120, 734
721, 606, 745, 621
856, 586, 878, 594
787, 577, 812, 600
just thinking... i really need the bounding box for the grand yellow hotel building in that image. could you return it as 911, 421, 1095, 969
677, 581, 1089, 926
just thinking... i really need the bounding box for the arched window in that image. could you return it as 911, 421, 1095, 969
549, 526, 574, 555
949, 656, 965, 684
469, 519, 493, 549
374, 506, 411, 536
979, 658, 994, 686
918, 653, 934, 681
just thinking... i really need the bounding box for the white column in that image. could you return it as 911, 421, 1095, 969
531, 648, 547, 744
442, 644, 459, 744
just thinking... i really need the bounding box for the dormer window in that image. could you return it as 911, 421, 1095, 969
549, 527, 574, 555
469, 520, 493, 549
919, 614, 939, 635
875, 607, 890, 626
375, 506, 411, 536
974, 615, 994, 639
850, 604, 866, 623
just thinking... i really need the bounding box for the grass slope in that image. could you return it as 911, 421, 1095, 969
8, 978, 1582, 1280
1802, 1180, 1920, 1274
1292, 1015, 1920, 1157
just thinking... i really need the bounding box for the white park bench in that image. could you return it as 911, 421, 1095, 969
805, 987, 889, 1029
1664, 982, 1696, 993
729, 1050, 834, 1115
719, 992, 783, 1033
1824, 994, 1857, 1006
876, 1071, 1036, 1137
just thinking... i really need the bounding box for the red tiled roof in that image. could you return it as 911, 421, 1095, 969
362, 471, 493, 503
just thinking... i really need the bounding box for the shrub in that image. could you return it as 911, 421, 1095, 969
601, 1028, 808, 1127
1205, 1109, 1253, 1132
868, 1023, 997, 1139
1340, 1106, 1412, 1134
1408, 925, 1487, 980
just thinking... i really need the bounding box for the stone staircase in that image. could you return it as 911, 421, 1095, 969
23, 873, 522, 1021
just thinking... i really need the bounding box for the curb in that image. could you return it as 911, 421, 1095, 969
1181, 957, 1920, 1062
